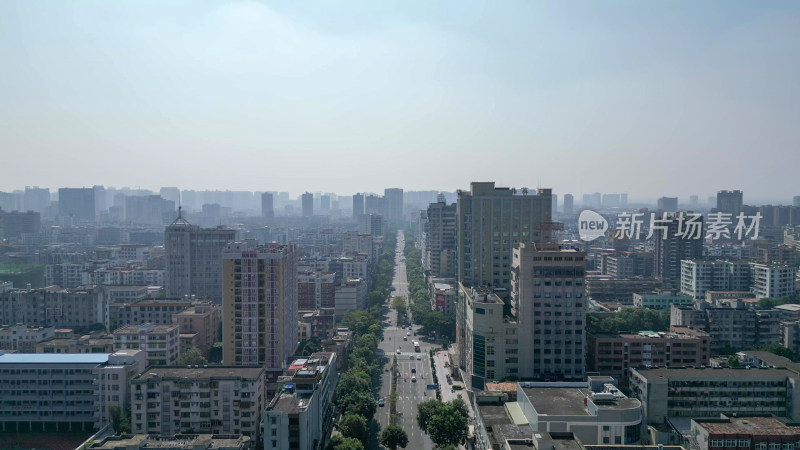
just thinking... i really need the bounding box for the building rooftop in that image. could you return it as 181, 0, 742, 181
617, 330, 708, 340
134, 366, 265, 381
0, 353, 110, 364
696, 416, 800, 436
633, 367, 800, 380
88, 433, 249, 449
114, 323, 179, 334
522, 387, 640, 415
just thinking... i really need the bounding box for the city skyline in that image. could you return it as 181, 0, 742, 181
2, 1, 799, 198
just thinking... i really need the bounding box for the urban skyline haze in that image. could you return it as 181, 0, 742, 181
2, 1, 799, 199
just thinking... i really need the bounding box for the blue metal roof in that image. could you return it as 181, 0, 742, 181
0, 353, 110, 364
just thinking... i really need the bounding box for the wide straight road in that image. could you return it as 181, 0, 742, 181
376, 230, 434, 450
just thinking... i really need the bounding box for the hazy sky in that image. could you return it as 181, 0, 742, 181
2, 1, 799, 201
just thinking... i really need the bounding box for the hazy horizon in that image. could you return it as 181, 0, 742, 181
2, 1, 799, 199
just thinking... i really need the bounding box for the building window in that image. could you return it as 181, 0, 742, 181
739, 442, 750, 448
755, 444, 766, 450
727, 441, 738, 447
770, 444, 781, 450
711, 441, 724, 448
784, 444, 794, 450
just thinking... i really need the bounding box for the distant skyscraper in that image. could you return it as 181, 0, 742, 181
657, 197, 678, 212
320, 195, 331, 212
654, 213, 703, 282
160, 187, 181, 206
93, 185, 107, 213
352, 193, 364, 219
457, 182, 552, 292
261, 192, 274, 220
717, 190, 743, 215
690, 195, 699, 207
384, 188, 404, 226
125, 195, 174, 225
164, 209, 237, 303
551, 194, 558, 216
222, 240, 297, 374
365, 194, 384, 214
563, 194, 574, 214
301, 192, 313, 217
58, 188, 96, 221
794, 196, 800, 207
620, 193, 628, 206
23, 186, 50, 214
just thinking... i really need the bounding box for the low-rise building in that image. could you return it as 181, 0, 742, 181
633, 290, 693, 310
0, 350, 144, 432
588, 329, 710, 383
0, 325, 54, 352
263, 352, 339, 450
130, 366, 266, 439
114, 298, 194, 327
88, 434, 251, 450
113, 323, 180, 366
517, 378, 644, 445
333, 278, 368, 319
586, 277, 663, 303
751, 264, 797, 299
690, 415, 800, 450
298, 308, 336, 342
430, 279, 457, 314
35, 329, 115, 354
174, 302, 221, 357
629, 367, 800, 424
0, 285, 109, 329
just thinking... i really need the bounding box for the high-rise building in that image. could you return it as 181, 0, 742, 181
551, 194, 558, 217
511, 242, 586, 381
680, 260, 752, 301
320, 195, 331, 212
359, 213, 385, 237
159, 187, 181, 206
261, 192, 274, 220
751, 263, 796, 299
365, 194, 384, 214
795, 196, 800, 207
690, 195, 699, 207
657, 197, 678, 212
563, 194, 574, 215
58, 187, 96, 221
384, 188, 404, 226
352, 193, 364, 219
654, 213, 704, 282
717, 190, 743, 215
425, 201, 457, 278
457, 182, 552, 292
0, 209, 41, 239
222, 241, 297, 378
125, 195, 175, 225
23, 186, 50, 214
164, 209, 237, 303
301, 192, 313, 217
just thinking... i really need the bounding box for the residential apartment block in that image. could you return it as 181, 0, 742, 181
130, 366, 266, 439
588, 329, 710, 383
263, 352, 339, 450
222, 241, 297, 379
633, 289, 693, 309
113, 323, 181, 366
0, 325, 54, 352
425, 200, 457, 279
0, 285, 109, 329
691, 415, 800, 450
680, 260, 752, 301
751, 264, 797, 299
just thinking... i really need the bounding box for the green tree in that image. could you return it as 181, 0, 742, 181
330, 435, 365, 450
416, 399, 443, 434
179, 348, 207, 366
108, 405, 130, 434
428, 404, 469, 447
451, 398, 470, 419
727, 355, 741, 368
297, 339, 321, 356
380, 425, 409, 450
339, 413, 368, 442
337, 391, 377, 419
753, 344, 800, 362
208, 342, 223, 363
335, 371, 371, 402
